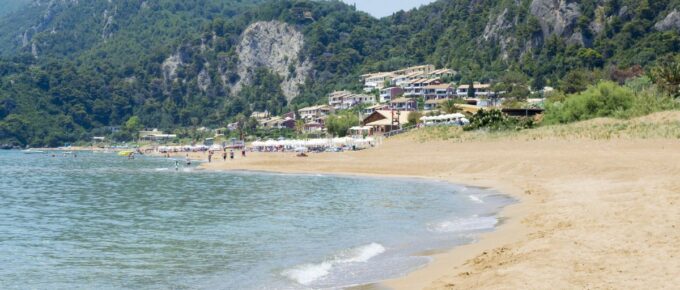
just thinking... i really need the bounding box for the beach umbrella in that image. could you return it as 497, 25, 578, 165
294, 146, 308, 152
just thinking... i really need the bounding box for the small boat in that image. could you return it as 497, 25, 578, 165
118, 150, 134, 156
22, 149, 46, 154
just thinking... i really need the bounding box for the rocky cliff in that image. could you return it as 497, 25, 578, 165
231, 21, 311, 102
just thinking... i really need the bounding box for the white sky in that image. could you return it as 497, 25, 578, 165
341, 0, 437, 18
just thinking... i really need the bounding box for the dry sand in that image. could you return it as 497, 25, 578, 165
194, 113, 680, 289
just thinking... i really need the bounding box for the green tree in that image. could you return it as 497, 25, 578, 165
124, 116, 142, 140
440, 99, 461, 114
325, 112, 360, 137
650, 54, 680, 98
494, 71, 530, 107
406, 110, 423, 126
467, 81, 476, 98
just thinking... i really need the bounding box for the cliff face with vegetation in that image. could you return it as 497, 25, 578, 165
0, 0, 678, 146
233, 21, 312, 102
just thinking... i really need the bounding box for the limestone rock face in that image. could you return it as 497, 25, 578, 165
530, 0, 582, 45
232, 21, 312, 102
482, 8, 517, 60
161, 53, 183, 83
197, 64, 211, 92
655, 10, 680, 32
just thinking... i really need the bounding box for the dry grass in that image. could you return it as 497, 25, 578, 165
407, 110, 680, 142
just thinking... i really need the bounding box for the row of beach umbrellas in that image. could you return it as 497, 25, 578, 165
251, 137, 374, 148
420, 113, 466, 122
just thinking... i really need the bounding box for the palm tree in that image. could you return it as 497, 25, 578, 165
295, 119, 305, 136
440, 99, 460, 114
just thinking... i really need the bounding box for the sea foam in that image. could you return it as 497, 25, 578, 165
282, 242, 386, 285
428, 216, 498, 233
468, 194, 484, 203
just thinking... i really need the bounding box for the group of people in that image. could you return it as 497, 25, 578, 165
207, 148, 246, 163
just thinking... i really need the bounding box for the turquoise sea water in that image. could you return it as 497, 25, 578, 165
0, 151, 513, 289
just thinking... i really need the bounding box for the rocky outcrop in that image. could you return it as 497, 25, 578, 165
197, 63, 211, 92
530, 0, 583, 45
232, 21, 312, 102
101, 7, 116, 40
161, 52, 183, 83
655, 10, 680, 32
482, 8, 517, 60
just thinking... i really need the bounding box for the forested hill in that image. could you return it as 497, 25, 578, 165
0, 0, 678, 147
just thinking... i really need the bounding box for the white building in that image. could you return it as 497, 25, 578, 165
328, 90, 375, 110
404, 78, 442, 97
457, 83, 493, 98
361, 72, 394, 92
299, 105, 334, 121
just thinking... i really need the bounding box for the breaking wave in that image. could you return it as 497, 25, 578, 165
282, 242, 386, 285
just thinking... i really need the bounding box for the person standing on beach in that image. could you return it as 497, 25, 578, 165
186, 154, 191, 166
241, 149, 246, 157
208, 151, 212, 163
229, 149, 234, 160
222, 151, 227, 161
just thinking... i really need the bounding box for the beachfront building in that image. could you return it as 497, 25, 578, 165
362, 110, 413, 134
379, 87, 404, 103
328, 91, 376, 110
362, 104, 390, 116
251, 111, 271, 120
457, 82, 493, 98
390, 97, 418, 111
428, 68, 456, 79
361, 72, 394, 92
303, 121, 325, 133
424, 99, 449, 111
139, 129, 177, 142
258, 116, 295, 129
299, 105, 334, 121
328, 90, 353, 109
404, 78, 442, 97
391, 65, 435, 77
424, 83, 456, 101
390, 72, 419, 87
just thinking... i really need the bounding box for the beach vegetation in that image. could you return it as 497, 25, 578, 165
649, 54, 680, 99
325, 112, 360, 137
464, 109, 535, 132
407, 111, 423, 127
544, 80, 680, 124
440, 99, 463, 114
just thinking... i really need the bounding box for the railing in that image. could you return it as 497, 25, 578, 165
383, 125, 416, 138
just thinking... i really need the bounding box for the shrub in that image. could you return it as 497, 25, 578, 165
544, 81, 634, 123
544, 80, 680, 124
326, 112, 360, 137
464, 109, 534, 131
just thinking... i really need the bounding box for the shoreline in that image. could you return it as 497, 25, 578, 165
197, 162, 529, 290
192, 132, 680, 289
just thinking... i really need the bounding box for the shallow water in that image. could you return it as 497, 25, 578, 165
0, 151, 513, 289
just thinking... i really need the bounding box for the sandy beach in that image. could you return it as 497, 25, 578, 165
191, 112, 680, 289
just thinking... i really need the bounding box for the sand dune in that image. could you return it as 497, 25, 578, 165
199, 112, 680, 289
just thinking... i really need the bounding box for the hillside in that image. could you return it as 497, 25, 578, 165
0, 0, 678, 146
